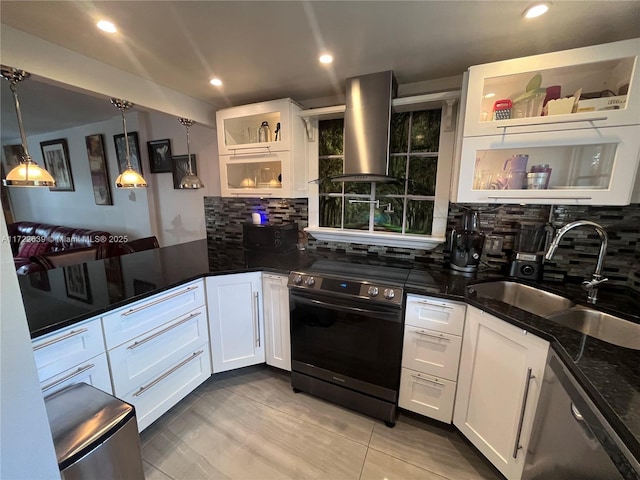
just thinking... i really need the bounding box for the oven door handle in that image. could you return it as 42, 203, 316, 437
290, 294, 401, 322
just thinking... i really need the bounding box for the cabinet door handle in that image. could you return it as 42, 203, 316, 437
122, 285, 198, 316
230, 145, 272, 155
127, 312, 202, 350
416, 299, 454, 309
41, 363, 95, 393
487, 195, 592, 200
133, 350, 204, 397
513, 367, 536, 459
411, 373, 445, 387
231, 192, 273, 196
496, 116, 608, 128
33, 328, 89, 351
254, 292, 261, 347
415, 330, 450, 341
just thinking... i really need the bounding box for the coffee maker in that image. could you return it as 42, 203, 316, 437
509, 223, 553, 281
449, 210, 485, 273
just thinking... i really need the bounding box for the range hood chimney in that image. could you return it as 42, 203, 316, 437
332, 71, 398, 183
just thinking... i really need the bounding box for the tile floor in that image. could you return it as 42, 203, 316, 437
140, 365, 503, 480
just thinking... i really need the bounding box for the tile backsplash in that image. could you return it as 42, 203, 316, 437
204, 197, 640, 291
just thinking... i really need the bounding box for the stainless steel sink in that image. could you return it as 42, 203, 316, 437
467, 281, 575, 317
545, 307, 640, 350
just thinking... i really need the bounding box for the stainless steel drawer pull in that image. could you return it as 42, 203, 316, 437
254, 292, 261, 348
33, 328, 89, 351
416, 300, 454, 309
230, 145, 272, 154
127, 312, 202, 350
415, 330, 450, 341
133, 350, 204, 397
496, 116, 608, 128
42, 363, 95, 392
513, 367, 536, 459
487, 195, 592, 200
122, 285, 198, 316
411, 373, 445, 387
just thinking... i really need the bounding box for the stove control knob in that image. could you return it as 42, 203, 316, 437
383, 288, 396, 300
305, 276, 316, 286
292, 275, 303, 285
367, 286, 379, 297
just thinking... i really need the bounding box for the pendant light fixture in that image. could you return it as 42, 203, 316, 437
111, 98, 148, 188
178, 118, 204, 189
1, 66, 56, 187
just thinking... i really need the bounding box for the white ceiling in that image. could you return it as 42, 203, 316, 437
1, 1, 639, 141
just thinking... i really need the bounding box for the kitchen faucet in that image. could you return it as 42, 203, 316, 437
545, 220, 608, 304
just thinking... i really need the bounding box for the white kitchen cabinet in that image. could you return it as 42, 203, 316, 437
32, 316, 112, 396
399, 294, 465, 423
103, 279, 211, 431
206, 272, 265, 373
262, 273, 291, 371
454, 306, 549, 480
216, 98, 308, 198
454, 38, 640, 205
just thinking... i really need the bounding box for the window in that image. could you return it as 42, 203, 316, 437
318, 110, 441, 235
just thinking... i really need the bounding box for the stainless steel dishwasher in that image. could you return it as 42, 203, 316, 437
523, 351, 639, 480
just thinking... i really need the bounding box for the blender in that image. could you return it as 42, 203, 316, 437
449, 210, 485, 273
509, 223, 553, 281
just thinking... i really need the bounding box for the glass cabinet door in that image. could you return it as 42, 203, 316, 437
463, 39, 639, 136
456, 125, 640, 205
222, 111, 281, 148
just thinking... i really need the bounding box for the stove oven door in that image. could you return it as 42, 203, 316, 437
289, 290, 403, 402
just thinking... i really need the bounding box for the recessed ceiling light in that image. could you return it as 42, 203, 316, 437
319, 54, 333, 65
484, 93, 496, 99
97, 20, 117, 33
524, 3, 550, 19
209, 78, 223, 87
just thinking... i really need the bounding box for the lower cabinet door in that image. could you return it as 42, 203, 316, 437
262, 274, 291, 371
39, 352, 112, 397
399, 368, 456, 423
119, 345, 211, 432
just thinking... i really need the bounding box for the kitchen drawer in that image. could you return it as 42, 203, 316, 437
399, 367, 456, 423
402, 326, 462, 381
405, 295, 466, 336
103, 279, 205, 349
108, 307, 208, 396
118, 345, 211, 431
39, 352, 112, 397
32, 317, 105, 374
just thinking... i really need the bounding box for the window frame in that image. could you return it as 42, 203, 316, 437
304, 94, 459, 249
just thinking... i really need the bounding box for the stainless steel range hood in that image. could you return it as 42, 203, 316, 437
331, 71, 398, 183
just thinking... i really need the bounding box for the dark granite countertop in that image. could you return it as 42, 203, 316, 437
17, 238, 640, 463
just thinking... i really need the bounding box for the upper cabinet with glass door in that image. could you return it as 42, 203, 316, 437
216, 98, 308, 198
463, 38, 639, 137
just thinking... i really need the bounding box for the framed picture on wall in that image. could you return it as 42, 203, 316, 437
171, 154, 197, 189
40, 138, 74, 191
113, 132, 142, 176
147, 139, 172, 173
64, 263, 92, 303
85, 134, 113, 205
2, 144, 23, 170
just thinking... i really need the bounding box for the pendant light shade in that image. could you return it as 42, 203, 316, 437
178, 118, 204, 189
111, 98, 147, 188
1, 66, 56, 187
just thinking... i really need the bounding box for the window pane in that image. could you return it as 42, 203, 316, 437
319, 157, 344, 194
408, 156, 437, 196
319, 119, 344, 156
345, 182, 371, 195
411, 110, 441, 152
374, 197, 404, 233
344, 200, 370, 230
390, 112, 409, 153
319, 196, 343, 228
378, 156, 407, 196
406, 200, 434, 234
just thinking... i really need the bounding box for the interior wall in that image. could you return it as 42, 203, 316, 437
142, 111, 220, 246
0, 213, 60, 479
5, 113, 154, 239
